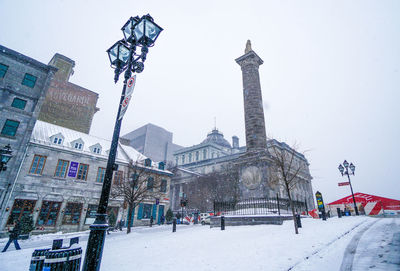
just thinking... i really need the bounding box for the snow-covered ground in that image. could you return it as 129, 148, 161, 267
0, 216, 398, 271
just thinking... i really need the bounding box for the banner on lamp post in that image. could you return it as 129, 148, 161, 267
119, 75, 136, 120
338, 182, 350, 186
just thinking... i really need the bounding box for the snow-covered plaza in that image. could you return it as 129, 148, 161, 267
0, 216, 399, 271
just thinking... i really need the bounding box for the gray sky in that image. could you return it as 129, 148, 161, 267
1, 0, 399, 203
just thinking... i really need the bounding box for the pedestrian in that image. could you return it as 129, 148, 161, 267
150, 216, 153, 227
2, 220, 21, 252
160, 215, 165, 225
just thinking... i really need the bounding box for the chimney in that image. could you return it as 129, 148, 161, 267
48, 53, 75, 82
232, 136, 239, 149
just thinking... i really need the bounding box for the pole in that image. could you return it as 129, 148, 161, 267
346, 173, 359, 215
82, 45, 134, 271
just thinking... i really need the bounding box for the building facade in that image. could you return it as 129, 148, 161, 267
0, 120, 172, 234
121, 123, 183, 164
38, 53, 99, 134
0, 45, 57, 222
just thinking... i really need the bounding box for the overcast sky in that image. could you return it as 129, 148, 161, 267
1, 0, 399, 203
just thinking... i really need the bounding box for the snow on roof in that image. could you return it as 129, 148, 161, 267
31, 120, 144, 164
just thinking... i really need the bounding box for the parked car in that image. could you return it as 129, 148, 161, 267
201, 215, 211, 225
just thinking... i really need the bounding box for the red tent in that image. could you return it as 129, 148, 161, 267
327, 193, 400, 215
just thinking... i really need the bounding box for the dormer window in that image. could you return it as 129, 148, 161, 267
71, 138, 84, 151
74, 142, 83, 150
144, 158, 152, 167
50, 133, 64, 146
53, 137, 63, 145
90, 143, 102, 155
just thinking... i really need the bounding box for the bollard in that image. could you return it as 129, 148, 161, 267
172, 218, 176, 232
295, 214, 302, 228
221, 216, 225, 230
337, 208, 342, 218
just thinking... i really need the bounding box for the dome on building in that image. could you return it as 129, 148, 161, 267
201, 129, 231, 148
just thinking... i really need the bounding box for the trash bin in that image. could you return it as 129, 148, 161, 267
295, 214, 302, 228
29, 248, 50, 271
42, 247, 82, 271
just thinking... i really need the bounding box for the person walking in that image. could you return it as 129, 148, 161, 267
150, 216, 153, 227
2, 220, 21, 252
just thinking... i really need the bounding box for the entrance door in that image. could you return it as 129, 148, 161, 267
158, 205, 165, 224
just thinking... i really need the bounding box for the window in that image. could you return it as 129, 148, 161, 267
147, 177, 154, 191
1, 119, 20, 137
11, 98, 27, 110
74, 142, 83, 150
144, 158, 152, 167
113, 170, 123, 185
0, 63, 8, 78
189, 153, 192, 163
36, 201, 61, 226
143, 204, 152, 219
93, 147, 100, 154
29, 155, 47, 175
196, 151, 199, 161
203, 149, 207, 159
96, 167, 106, 183
131, 173, 139, 188
7, 199, 36, 225
62, 202, 82, 225
53, 137, 63, 145
77, 164, 89, 181
160, 179, 167, 193
158, 162, 165, 170
175, 157, 178, 165
54, 159, 69, 178
21, 73, 37, 88
181, 155, 185, 164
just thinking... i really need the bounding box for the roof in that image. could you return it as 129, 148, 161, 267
31, 120, 172, 175
201, 129, 231, 148
327, 193, 400, 210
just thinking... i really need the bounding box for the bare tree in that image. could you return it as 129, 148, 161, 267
111, 160, 165, 234
268, 141, 307, 234
185, 163, 240, 212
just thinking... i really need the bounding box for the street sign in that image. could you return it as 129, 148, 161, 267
338, 182, 350, 186
119, 75, 136, 120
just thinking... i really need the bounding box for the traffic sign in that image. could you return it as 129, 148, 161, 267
338, 182, 350, 186
119, 75, 136, 120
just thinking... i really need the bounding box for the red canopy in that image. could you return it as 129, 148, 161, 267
328, 192, 400, 210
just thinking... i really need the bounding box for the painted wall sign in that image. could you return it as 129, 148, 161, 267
68, 162, 79, 177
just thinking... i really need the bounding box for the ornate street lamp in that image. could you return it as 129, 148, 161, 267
82, 14, 162, 271
338, 160, 359, 215
0, 144, 12, 171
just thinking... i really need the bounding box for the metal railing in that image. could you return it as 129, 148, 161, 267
213, 196, 307, 216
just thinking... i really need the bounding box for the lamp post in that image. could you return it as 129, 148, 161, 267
338, 160, 359, 216
82, 14, 162, 271
0, 144, 12, 172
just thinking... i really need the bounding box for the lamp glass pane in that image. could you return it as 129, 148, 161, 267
144, 19, 161, 42
123, 24, 131, 40
109, 45, 118, 63
118, 45, 130, 63
133, 21, 144, 41
343, 160, 349, 168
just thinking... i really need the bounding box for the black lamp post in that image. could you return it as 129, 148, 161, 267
0, 144, 12, 172
82, 14, 162, 271
338, 160, 359, 216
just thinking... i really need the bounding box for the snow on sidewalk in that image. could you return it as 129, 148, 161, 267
0, 216, 375, 271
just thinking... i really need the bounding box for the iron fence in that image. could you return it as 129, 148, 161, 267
213, 196, 307, 216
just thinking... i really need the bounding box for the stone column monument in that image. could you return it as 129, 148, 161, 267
235, 40, 267, 152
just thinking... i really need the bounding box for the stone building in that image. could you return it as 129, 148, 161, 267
0, 120, 172, 234
121, 123, 183, 164
170, 41, 314, 212
38, 53, 99, 134
0, 45, 57, 222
